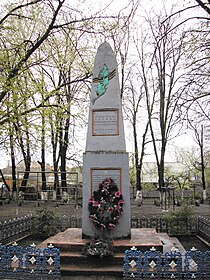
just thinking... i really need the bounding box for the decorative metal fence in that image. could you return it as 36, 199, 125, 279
0, 243, 60, 280
0, 215, 35, 244
60, 215, 210, 239
0, 215, 209, 245
131, 216, 199, 235
123, 247, 210, 279
60, 215, 82, 231
198, 216, 210, 243
59, 215, 207, 237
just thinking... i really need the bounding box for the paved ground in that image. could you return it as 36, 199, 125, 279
0, 198, 209, 221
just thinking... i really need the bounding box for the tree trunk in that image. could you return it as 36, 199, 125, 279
20, 138, 31, 191
11, 152, 17, 196
21, 161, 31, 189
53, 168, 60, 199
158, 150, 166, 205
135, 122, 149, 204
20, 141, 31, 191
14, 114, 31, 192
53, 150, 60, 199
60, 117, 70, 194
60, 149, 67, 192
51, 134, 60, 199
38, 114, 47, 193
200, 125, 206, 201
133, 116, 140, 190
0, 169, 10, 191
59, 70, 71, 197
9, 130, 17, 195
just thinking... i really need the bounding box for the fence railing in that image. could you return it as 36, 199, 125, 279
131, 216, 199, 235
0, 243, 60, 280
198, 216, 210, 243
123, 247, 210, 279
59, 215, 208, 237
0, 215, 209, 244
0, 215, 35, 244
60, 215, 82, 230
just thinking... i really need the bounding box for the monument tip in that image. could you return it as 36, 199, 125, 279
98, 41, 113, 52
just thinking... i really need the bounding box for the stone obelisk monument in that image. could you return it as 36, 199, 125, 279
82, 42, 131, 239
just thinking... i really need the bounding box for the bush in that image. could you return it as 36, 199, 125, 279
194, 191, 202, 200
142, 182, 155, 190
161, 204, 195, 235
32, 209, 61, 239
165, 204, 194, 219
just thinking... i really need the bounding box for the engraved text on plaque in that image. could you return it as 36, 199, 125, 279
92, 109, 119, 136
91, 168, 121, 193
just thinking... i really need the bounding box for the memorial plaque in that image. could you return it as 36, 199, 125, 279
92, 109, 119, 136
91, 168, 122, 193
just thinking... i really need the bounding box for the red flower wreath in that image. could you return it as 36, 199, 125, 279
88, 177, 124, 231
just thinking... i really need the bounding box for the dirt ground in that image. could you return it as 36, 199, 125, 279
0, 198, 209, 221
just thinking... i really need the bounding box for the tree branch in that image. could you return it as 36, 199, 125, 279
195, 0, 210, 15
0, 0, 65, 103
0, 0, 42, 25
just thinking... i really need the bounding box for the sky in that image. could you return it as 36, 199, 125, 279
0, 0, 208, 169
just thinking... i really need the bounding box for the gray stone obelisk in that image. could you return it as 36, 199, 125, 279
82, 42, 131, 239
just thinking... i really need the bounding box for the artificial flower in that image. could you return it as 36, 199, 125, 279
115, 191, 122, 198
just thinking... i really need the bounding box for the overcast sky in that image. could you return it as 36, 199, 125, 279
0, 0, 207, 169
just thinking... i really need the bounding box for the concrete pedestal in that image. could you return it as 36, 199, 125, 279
82, 151, 131, 239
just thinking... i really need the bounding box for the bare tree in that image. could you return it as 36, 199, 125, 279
123, 76, 149, 205
134, 10, 188, 204
187, 122, 208, 200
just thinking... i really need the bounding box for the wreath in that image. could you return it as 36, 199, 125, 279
88, 177, 124, 231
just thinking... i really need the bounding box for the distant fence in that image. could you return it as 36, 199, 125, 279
0, 215, 209, 244
16, 171, 82, 203
123, 247, 210, 279
0, 243, 60, 279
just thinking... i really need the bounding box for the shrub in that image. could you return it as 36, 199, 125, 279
32, 209, 61, 239
166, 204, 194, 219
161, 204, 195, 235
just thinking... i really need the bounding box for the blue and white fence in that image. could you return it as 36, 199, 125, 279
123, 247, 210, 279
0, 243, 60, 279
0, 215, 35, 244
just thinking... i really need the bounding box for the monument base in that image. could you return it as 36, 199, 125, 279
40, 227, 163, 252
82, 232, 131, 240
39, 228, 173, 277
